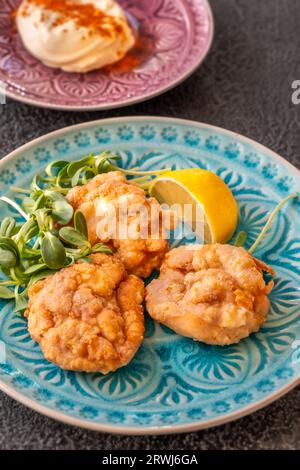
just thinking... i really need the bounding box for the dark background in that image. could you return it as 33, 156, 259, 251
0, 0, 300, 450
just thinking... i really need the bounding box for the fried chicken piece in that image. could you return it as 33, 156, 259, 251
25, 254, 145, 373
67, 171, 169, 278
146, 244, 275, 345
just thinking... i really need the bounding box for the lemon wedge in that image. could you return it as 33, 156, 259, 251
149, 168, 238, 243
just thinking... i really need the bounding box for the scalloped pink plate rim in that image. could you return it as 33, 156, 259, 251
0, 116, 300, 434
3, 1, 214, 111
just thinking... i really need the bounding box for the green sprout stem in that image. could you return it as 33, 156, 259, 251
115, 166, 171, 176
9, 268, 20, 284
249, 193, 298, 254
32, 236, 42, 250
11, 187, 31, 195
0, 280, 16, 287
0, 196, 29, 220
233, 231, 248, 247
131, 176, 153, 184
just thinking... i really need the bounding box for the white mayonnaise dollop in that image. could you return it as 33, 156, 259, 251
16, 0, 135, 72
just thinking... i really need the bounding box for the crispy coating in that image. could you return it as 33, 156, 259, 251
67, 171, 169, 278
25, 254, 145, 373
146, 244, 275, 345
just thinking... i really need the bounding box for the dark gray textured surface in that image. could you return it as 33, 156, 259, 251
0, 0, 300, 450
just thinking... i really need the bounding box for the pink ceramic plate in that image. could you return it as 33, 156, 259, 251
0, 0, 214, 111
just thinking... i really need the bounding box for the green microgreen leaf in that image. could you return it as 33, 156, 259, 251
28, 269, 56, 287
95, 153, 119, 173
71, 166, 86, 187
33, 193, 46, 211
59, 227, 90, 248
0, 248, 17, 269
22, 197, 36, 214
65, 255, 76, 265
45, 160, 69, 177
0, 217, 16, 237
41, 233, 67, 269
95, 152, 120, 166
81, 170, 97, 185
31, 174, 44, 192
56, 164, 70, 185
51, 199, 74, 225
44, 190, 65, 202
67, 155, 95, 177
24, 263, 48, 275
0, 285, 15, 299
24, 222, 39, 242
14, 219, 39, 246
91, 243, 113, 255
21, 246, 42, 260
74, 211, 88, 238
0, 237, 20, 266
34, 208, 51, 231
14, 287, 28, 313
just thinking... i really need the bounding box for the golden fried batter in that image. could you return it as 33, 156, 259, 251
67, 171, 169, 278
25, 254, 145, 373
146, 244, 275, 345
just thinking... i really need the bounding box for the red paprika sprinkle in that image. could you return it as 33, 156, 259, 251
20, 0, 126, 39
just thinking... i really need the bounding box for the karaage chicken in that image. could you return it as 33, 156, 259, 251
25, 253, 145, 373
146, 244, 275, 345
67, 171, 169, 278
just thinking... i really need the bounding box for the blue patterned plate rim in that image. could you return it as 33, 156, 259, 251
0, 116, 299, 435
1, 116, 299, 178
0, 377, 299, 435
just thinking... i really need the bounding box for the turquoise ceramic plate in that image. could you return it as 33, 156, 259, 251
0, 117, 299, 435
